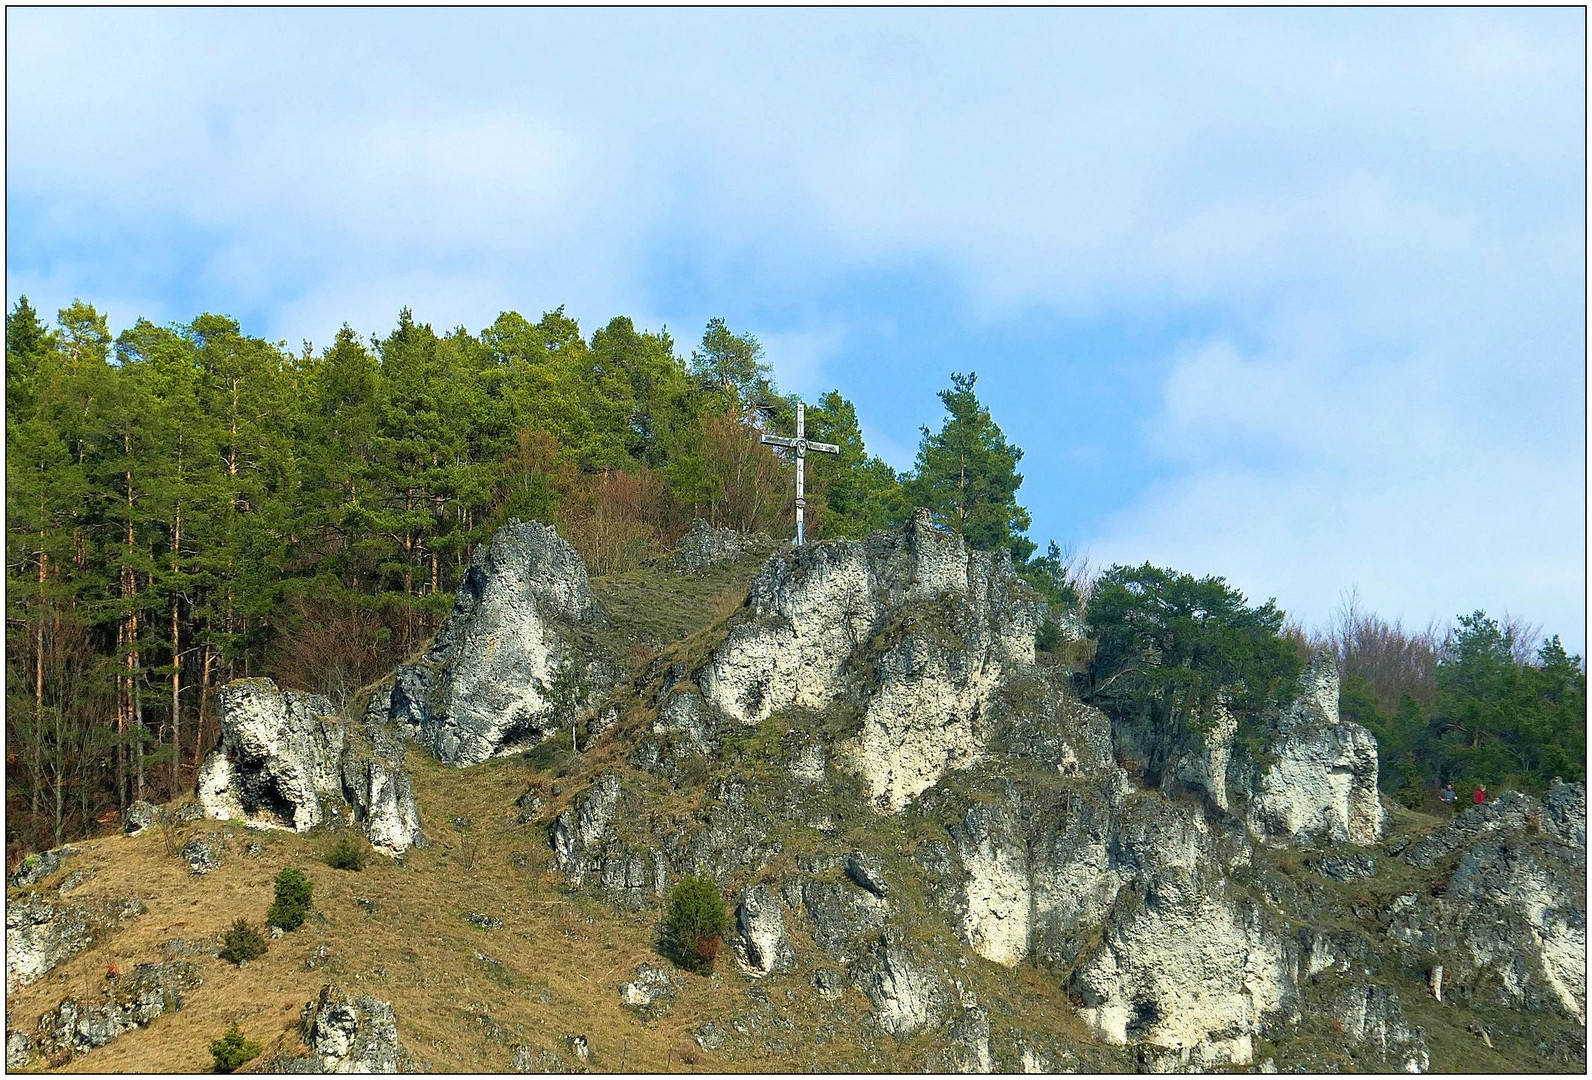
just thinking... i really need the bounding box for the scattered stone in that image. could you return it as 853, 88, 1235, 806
56, 868, 92, 894
271, 925, 285, 940
845, 850, 890, 898
515, 789, 543, 824
695, 1021, 725, 1051
307, 945, 333, 971
451, 816, 474, 830
567, 1034, 589, 1061
466, 912, 504, 931
242, 839, 265, 859
1317, 852, 1377, 882
159, 937, 219, 960
618, 964, 676, 1017
181, 832, 227, 875
787, 742, 826, 784
670, 518, 769, 574
6, 1030, 33, 1070
812, 967, 846, 1001
123, 800, 158, 836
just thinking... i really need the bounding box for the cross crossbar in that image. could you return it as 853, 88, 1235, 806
760, 402, 839, 545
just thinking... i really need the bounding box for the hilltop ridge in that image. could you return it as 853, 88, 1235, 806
5, 516, 1585, 1073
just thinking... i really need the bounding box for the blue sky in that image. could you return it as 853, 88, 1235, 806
7, 8, 1586, 649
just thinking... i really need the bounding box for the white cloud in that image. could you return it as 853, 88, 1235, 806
6, 7, 1583, 644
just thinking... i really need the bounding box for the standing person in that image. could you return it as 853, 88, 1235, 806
1440, 782, 1457, 811
1473, 783, 1486, 806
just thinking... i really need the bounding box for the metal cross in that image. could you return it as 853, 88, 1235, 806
760, 402, 839, 545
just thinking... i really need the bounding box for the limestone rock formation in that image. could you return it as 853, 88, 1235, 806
388, 521, 617, 765
731, 885, 796, 977
698, 509, 1042, 810
197, 679, 347, 830
27, 961, 199, 1064
849, 928, 948, 1038
1247, 655, 1385, 845
196, 678, 424, 854
1389, 782, 1587, 1022
6, 892, 145, 992
670, 518, 772, 574
271, 986, 409, 1073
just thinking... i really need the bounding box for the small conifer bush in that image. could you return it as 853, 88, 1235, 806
266, 867, 314, 930
210, 1023, 261, 1072
661, 873, 727, 973
219, 918, 268, 965
325, 834, 368, 872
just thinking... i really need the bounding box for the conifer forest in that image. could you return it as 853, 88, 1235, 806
4, 297, 1583, 861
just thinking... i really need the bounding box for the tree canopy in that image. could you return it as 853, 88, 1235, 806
1083, 562, 1303, 736
905, 371, 1034, 561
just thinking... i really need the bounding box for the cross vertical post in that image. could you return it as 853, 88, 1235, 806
760, 402, 840, 545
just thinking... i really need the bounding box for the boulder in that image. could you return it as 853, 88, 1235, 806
197, 678, 347, 831
618, 964, 676, 1018
388, 521, 616, 766
8, 845, 77, 889
123, 800, 158, 836
845, 850, 890, 899
732, 885, 796, 977
181, 832, 228, 875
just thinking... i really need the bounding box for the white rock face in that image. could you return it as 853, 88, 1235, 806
1074, 877, 1289, 1068
198, 679, 347, 831
197, 678, 423, 855
1248, 723, 1385, 845
392, 521, 611, 766
732, 885, 796, 977
700, 510, 1041, 810
951, 805, 1034, 966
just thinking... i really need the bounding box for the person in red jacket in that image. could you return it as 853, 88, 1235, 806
1473, 784, 1486, 805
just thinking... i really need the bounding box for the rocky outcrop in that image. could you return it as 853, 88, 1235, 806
6, 892, 145, 992
1246, 654, 1385, 845
27, 961, 198, 1064
197, 679, 348, 830
1390, 783, 1587, 1022
1324, 985, 1430, 1073
1072, 874, 1290, 1069
731, 885, 796, 977
848, 928, 948, 1038
699, 509, 1043, 810
388, 521, 617, 766
270, 986, 410, 1073
196, 678, 424, 855
670, 518, 771, 574
344, 698, 426, 855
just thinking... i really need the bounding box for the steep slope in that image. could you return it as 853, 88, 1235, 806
4, 518, 1585, 1074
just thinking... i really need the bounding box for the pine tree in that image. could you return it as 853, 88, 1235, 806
905, 372, 1034, 561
